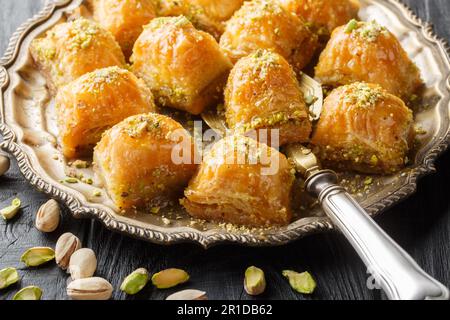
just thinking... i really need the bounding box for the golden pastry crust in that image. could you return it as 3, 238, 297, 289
219, 0, 318, 72
225, 50, 311, 146
91, 0, 157, 58
315, 20, 423, 98
182, 135, 294, 227
94, 113, 197, 211
30, 18, 125, 95
155, 0, 245, 39
131, 16, 232, 115
278, 0, 360, 35
311, 82, 415, 174
56, 67, 156, 159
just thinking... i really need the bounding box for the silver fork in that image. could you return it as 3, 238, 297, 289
201, 73, 450, 300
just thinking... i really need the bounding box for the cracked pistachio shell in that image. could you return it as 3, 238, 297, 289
120, 268, 149, 295
1, 198, 21, 220
244, 266, 266, 296
0, 154, 10, 176
166, 289, 208, 300
282, 270, 316, 294
13, 286, 42, 300
20, 247, 55, 267
67, 277, 113, 300
151, 268, 189, 289
68, 248, 97, 280
35, 199, 60, 232
55, 232, 81, 270
0, 267, 20, 289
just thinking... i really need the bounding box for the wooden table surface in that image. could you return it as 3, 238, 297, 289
1, 0, 449, 300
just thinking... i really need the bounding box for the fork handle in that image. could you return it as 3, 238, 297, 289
306, 170, 450, 300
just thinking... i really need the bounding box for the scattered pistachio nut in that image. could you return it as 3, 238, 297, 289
0, 154, 10, 176
152, 268, 190, 289
0, 198, 21, 220
120, 268, 149, 295
21, 247, 55, 267
68, 248, 97, 280
282, 270, 316, 294
35, 199, 60, 232
244, 266, 266, 296
55, 232, 81, 270
12, 286, 42, 300
0, 267, 20, 289
166, 289, 208, 300
67, 277, 113, 300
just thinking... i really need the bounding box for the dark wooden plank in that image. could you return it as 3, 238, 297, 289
0, 0, 449, 301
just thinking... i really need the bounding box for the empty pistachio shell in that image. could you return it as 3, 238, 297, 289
0, 155, 10, 176
151, 268, 189, 289
68, 248, 97, 280
1, 198, 21, 220
35, 199, 60, 232
55, 232, 81, 270
67, 277, 113, 300
0, 267, 20, 289
166, 289, 208, 300
120, 268, 149, 295
20, 247, 55, 267
244, 266, 266, 296
12, 286, 42, 300
282, 270, 316, 294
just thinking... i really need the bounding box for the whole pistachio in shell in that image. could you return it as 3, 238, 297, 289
67, 277, 113, 300
0, 154, 10, 177
68, 248, 97, 280
55, 232, 81, 270
35, 199, 60, 232
20, 247, 55, 267
166, 289, 208, 300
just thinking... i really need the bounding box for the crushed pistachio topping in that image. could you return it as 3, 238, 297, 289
345, 19, 358, 33
72, 160, 88, 169
348, 20, 388, 42
241, 110, 307, 132
249, 50, 281, 79
147, 16, 191, 30
123, 114, 164, 138
67, 18, 100, 50
343, 83, 384, 109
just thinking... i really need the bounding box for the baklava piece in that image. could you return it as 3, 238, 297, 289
278, 0, 359, 38
94, 113, 197, 211
225, 50, 311, 146
30, 18, 125, 94
155, 0, 245, 39
56, 67, 156, 159
90, 0, 157, 58
182, 135, 295, 227
131, 16, 232, 115
219, 0, 318, 72
315, 20, 422, 99
311, 82, 415, 174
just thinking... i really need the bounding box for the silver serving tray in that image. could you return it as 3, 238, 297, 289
1, 0, 449, 248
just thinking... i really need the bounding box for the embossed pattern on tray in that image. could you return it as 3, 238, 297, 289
1, 0, 450, 247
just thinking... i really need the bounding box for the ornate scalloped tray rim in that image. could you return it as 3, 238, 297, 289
1, 0, 450, 248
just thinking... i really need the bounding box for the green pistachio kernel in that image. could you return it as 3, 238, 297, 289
0, 267, 20, 289
120, 268, 149, 295
12, 286, 42, 300
345, 19, 358, 33
282, 270, 316, 294
20, 247, 55, 267
1, 198, 21, 220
